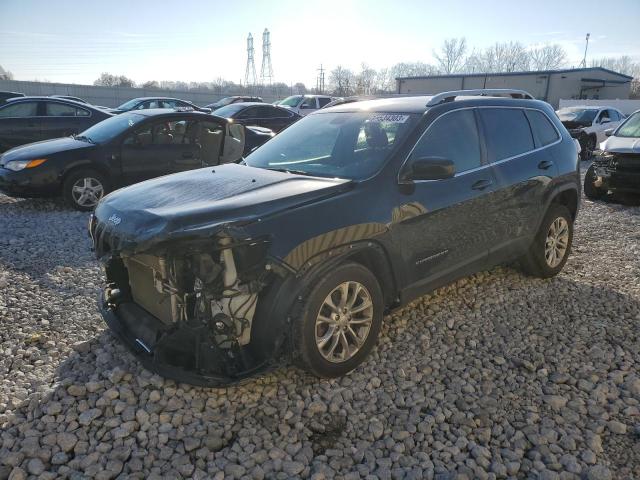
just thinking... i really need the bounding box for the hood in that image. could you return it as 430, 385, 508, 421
0, 137, 95, 165
561, 120, 590, 130
601, 135, 640, 154
93, 163, 351, 254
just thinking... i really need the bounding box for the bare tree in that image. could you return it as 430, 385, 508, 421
329, 66, 356, 96
356, 63, 377, 95
293, 82, 307, 94
590, 55, 638, 76
93, 73, 135, 87
471, 41, 530, 73
142, 80, 160, 89
529, 44, 567, 70
434, 38, 468, 74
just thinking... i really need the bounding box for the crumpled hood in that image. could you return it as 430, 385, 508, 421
601, 135, 640, 154
93, 163, 351, 253
0, 137, 94, 165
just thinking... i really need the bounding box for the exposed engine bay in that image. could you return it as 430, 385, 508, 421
96, 229, 289, 385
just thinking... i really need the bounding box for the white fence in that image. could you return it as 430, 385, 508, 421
559, 99, 640, 115
0, 79, 281, 108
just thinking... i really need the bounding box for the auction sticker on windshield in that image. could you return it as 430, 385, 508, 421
368, 114, 410, 123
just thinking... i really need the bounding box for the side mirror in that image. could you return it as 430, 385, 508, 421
400, 156, 456, 183
604, 128, 614, 137
300, 103, 314, 109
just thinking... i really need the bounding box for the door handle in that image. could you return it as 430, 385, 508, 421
538, 160, 554, 170
181, 152, 194, 159
471, 179, 493, 191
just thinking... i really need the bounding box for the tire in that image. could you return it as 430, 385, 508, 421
583, 164, 607, 200
580, 135, 596, 160
519, 204, 573, 279
292, 262, 384, 378
63, 169, 110, 211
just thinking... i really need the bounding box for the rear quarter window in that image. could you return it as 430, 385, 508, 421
479, 108, 534, 162
525, 110, 559, 147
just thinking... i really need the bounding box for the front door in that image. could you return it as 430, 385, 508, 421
392, 108, 500, 296
119, 119, 176, 185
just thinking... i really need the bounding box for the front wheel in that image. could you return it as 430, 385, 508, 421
584, 165, 607, 200
580, 135, 596, 160
63, 169, 109, 211
292, 262, 384, 378
519, 204, 573, 278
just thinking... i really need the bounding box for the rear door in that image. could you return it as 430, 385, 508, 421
393, 108, 499, 292
480, 107, 560, 261
42, 101, 87, 139
0, 101, 42, 149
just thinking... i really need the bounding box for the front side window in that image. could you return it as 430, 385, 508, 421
616, 111, 640, 138
300, 97, 317, 109
279, 95, 303, 107
598, 110, 610, 123
525, 110, 559, 147
245, 111, 418, 179
556, 108, 598, 125
318, 97, 332, 107
0, 101, 38, 117
410, 109, 481, 173
480, 108, 534, 162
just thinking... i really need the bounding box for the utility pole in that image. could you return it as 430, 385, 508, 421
579, 33, 590, 68
260, 28, 274, 86
244, 33, 257, 89
316, 64, 325, 94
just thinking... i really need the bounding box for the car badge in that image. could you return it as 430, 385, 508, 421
108, 214, 122, 226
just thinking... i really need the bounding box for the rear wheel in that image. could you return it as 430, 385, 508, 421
584, 164, 607, 200
292, 262, 384, 378
519, 204, 573, 278
63, 169, 109, 211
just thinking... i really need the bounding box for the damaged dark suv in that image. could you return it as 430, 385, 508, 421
90, 89, 581, 386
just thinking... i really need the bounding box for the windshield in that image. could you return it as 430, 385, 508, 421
211, 97, 235, 108
78, 112, 146, 143
557, 108, 598, 124
616, 111, 640, 137
279, 95, 303, 107
245, 111, 418, 180
116, 99, 141, 111
212, 103, 246, 117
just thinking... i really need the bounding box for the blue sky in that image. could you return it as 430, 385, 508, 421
1, 0, 639, 87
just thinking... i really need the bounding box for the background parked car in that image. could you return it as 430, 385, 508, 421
556, 106, 625, 159
205, 95, 263, 110
0, 91, 25, 105
0, 109, 246, 210
584, 109, 640, 201
0, 96, 112, 152
108, 97, 212, 114
212, 102, 301, 132
278, 94, 334, 116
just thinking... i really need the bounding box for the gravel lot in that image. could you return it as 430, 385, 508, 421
1, 177, 639, 480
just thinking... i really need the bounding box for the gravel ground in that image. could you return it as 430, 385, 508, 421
1, 175, 639, 480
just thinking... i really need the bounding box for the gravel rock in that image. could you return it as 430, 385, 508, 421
1, 176, 639, 479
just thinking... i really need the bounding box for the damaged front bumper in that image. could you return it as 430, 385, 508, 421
592, 154, 640, 193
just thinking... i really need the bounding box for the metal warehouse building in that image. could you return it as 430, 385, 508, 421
396, 67, 633, 108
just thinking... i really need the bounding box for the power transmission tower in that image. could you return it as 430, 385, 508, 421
244, 33, 257, 87
260, 28, 273, 86
579, 33, 590, 68
316, 64, 325, 93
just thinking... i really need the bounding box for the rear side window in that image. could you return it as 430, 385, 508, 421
525, 110, 559, 147
45, 102, 89, 117
0, 101, 38, 117
411, 109, 481, 173
480, 108, 534, 162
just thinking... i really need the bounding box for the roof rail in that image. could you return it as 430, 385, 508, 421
426, 89, 534, 107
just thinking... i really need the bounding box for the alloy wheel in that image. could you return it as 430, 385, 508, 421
545, 217, 569, 268
71, 177, 104, 208
315, 281, 374, 363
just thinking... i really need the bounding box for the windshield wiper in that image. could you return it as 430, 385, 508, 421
265, 167, 323, 177
74, 135, 95, 144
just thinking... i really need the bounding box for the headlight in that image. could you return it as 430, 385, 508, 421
4, 158, 47, 171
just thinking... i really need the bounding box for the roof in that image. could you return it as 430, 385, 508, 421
7, 95, 92, 106
396, 67, 634, 81
321, 94, 550, 114
128, 97, 193, 102
127, 108, 215, 117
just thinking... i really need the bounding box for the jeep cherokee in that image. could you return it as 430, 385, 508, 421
90, 89, 581, 386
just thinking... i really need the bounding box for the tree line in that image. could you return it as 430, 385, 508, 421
91, 38, 640, 98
